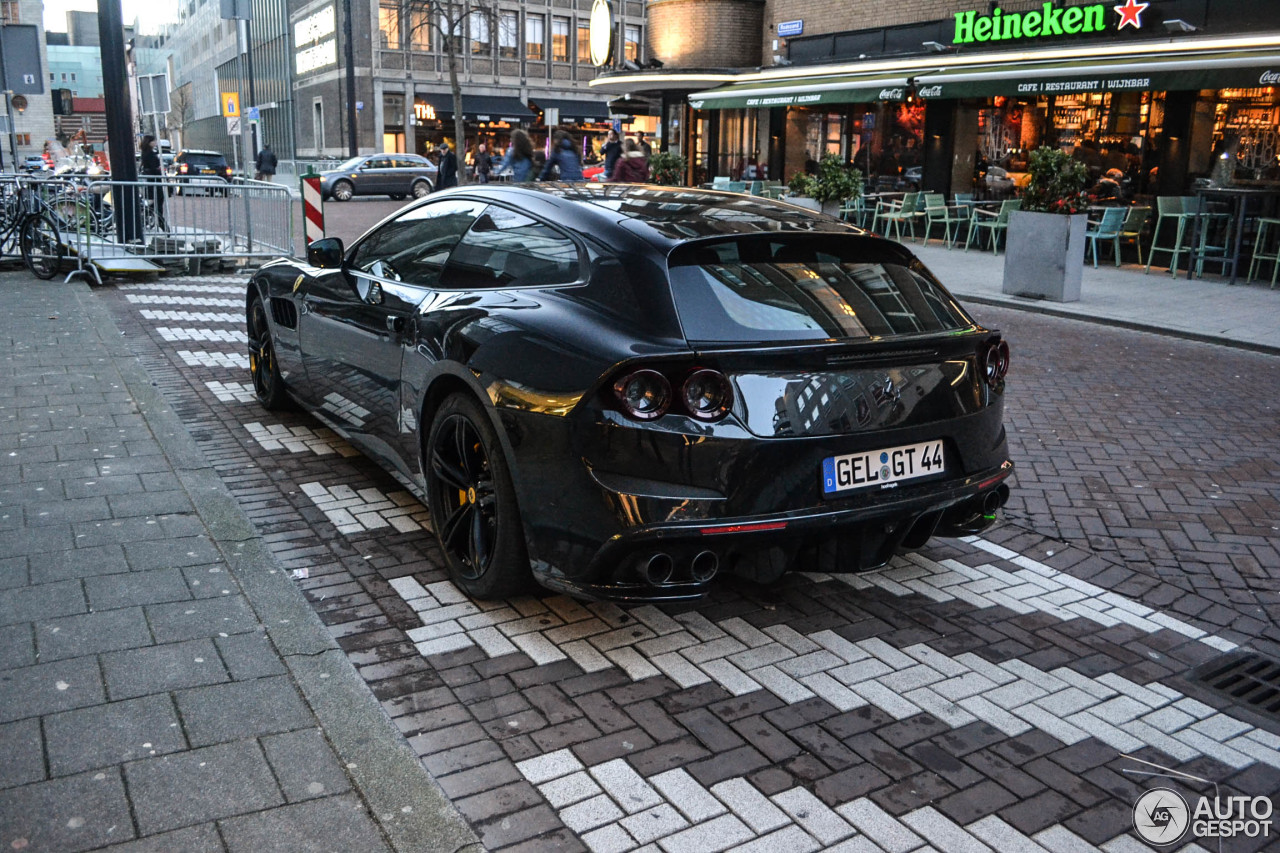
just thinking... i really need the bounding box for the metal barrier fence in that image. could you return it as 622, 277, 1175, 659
66, 176, 295, 281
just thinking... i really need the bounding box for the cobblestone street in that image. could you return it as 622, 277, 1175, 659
57, 273, 1278, 852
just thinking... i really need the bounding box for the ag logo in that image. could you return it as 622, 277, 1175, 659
1133, 788, 1189, 845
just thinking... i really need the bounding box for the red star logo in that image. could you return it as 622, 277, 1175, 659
1114, 0, 1149, 30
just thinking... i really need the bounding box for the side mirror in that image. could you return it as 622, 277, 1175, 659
307, 237, 344, 269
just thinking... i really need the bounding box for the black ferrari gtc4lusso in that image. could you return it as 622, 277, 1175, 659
246, 184, 1012, 602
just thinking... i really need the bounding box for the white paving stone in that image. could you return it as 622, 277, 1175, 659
245, 422, 358, 456
141, 309, 241, 323
836, 799, 924, 853
654, 813, 753, 853
967, 814, 1050, 853
648, 768, 726, 824
1032, 825, 1097, 853
709, 778, 790, 834
299, 481, 430, 534
516, 748, 584, 784
579, 823, 636, 853
177, 349, 248, 369
204, 380, 257, 403
590, 759, 663, 815
619, 804, 688, 846
772, 786, 855, 845
536, 769, 600, 808
156, 326, 246, 343
561, 794, 626, 834
728, 824, 821, 853
127, 294, 240, 307
900, 806, 992, 853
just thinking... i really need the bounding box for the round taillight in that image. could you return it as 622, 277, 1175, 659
983, 339, 1010, 388
613, 369, 671, 420
681, 369, 733, 421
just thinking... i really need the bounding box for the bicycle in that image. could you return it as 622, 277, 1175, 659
0, 177, 63, 280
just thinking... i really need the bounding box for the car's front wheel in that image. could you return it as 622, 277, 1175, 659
425, 394, 529, 598
247, 296, 291, 409
411, 179, 431, 198
332, 180, 354, 201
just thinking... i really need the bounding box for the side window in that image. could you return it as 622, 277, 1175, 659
364, 156, 392, 169
440, 205, 581, 290
349, 199, 486, 288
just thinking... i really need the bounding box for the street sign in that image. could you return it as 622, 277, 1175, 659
226, 116, 241, 135
777, 19, 804, 37
222, 92, 240, 118
355, 101, 363, 111
247, 106, 260, 120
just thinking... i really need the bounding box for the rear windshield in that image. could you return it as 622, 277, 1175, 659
181, 153, 226, 166
668, 237, 970, 344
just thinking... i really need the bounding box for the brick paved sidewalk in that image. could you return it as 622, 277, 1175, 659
0, 272, 480, 853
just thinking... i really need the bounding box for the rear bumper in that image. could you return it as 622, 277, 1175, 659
529, 459, 1013, 603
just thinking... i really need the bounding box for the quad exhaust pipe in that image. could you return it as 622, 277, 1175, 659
691, 551, 719, 582
644, 553, 674, 585
639, 551, 720, 586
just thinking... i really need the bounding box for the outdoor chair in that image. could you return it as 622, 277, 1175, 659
872, 191, 921, 242
727, 181, 747, 193
1117, 206, 1150, 265
1145, 196, 1202, 277
965, 199, 1021, 255
839, 196, 867, 225
1247, 217, 1280, 288
1084, 207, 1127, 268
711, 176, 731, 190
921, 193, 968, 247
1191, 210, 1234, 279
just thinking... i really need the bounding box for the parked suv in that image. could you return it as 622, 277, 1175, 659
173, 150, 233, 193
320, 153, 437, 201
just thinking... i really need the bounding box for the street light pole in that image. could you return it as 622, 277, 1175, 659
97, 0, 142, 241
343, 0, 357, 156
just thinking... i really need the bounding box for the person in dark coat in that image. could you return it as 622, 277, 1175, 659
538, 130, 584, 182
254, 143, 277, 181
601, 130, 622, 178
475, 143, 491, 183
138, 134, 167, 231
436, 143, 458, 190
608, 138, 649, 183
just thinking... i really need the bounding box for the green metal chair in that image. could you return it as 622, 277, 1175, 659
839, 196, 867, 225
1191, 210, 1234, 279
1144, 196, 1201, 277
965, 199, 1021, 255
1247, 217, 1280, 288
921, 193, 968, 247
727, 181, 748, 193
1117, 205, 1150, 265
873, 191, 921, 241
1084, 207, 1127, 268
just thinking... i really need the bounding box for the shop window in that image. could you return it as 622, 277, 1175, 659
624, 25, 640, 62
577, 20, 590, 64
378, 1, 400, 49
470, 11, 490, 55
526, 14, 544, 61
552, 17, 570, 62
498, 12, 518, 59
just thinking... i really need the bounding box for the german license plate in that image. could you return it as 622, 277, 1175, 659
822, 440, 945, 495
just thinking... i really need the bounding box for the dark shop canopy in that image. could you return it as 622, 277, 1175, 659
528, 97, 612, 123
416, 93, 535, 123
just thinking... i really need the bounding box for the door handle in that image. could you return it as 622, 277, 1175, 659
386, 315, 404, 333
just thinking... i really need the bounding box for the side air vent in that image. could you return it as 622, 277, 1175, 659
270, 297, 298, 329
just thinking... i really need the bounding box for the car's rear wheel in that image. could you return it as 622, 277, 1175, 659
425, 394, 529, 598
247, 296, 292, 410
332, 180, 354, 201
411, 179, 430, 198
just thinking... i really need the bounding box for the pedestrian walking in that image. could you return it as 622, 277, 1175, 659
138, 134, 167, 231
475, 143, 491, 184
436, 142, 458, 190
635, 131, 653, 160
497, 130, 535, 182
253, 143, 278, 182
538, 130, 584, 182
608, 138, 650, 183
601, 129, 622, 178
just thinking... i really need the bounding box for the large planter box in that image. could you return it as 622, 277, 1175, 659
785, 197, 821, 212
1001, 210, 1087, 303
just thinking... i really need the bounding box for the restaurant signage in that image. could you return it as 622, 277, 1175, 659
589, 0, 614, 68
952, 1, 1147, 45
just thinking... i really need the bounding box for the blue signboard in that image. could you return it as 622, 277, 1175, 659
777, 20, 803, 37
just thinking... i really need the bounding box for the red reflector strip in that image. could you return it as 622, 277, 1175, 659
699, 521, 788, 535
978, 470, 1011, 490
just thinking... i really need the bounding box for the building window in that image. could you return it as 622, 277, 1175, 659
498, 12, 518, 59
1, 2, 19, 24
624, 25, 640, 62
526, 14, 544, 61
552, 17, 569, 62
469, 10, 490, 54
577, 20, 590, 63
379, 1, 401, 49
49, 72, 54, 82
409, 7, 430, 50
71, 73, 77, 81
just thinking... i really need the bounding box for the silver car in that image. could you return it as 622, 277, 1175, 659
320, 153, 437, 201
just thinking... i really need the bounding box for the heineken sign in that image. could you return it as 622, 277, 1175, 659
953, 0, 1147, 45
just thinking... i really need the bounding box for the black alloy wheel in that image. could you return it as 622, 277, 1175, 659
21, 215, 61, 280
247, 297, 291, 409
425, 394, 528, 598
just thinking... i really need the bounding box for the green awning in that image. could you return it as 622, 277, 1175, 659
915, 48, 1280, 99
688, 72, 913, 110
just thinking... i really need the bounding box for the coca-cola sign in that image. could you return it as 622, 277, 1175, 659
1261, 70, 1280, 85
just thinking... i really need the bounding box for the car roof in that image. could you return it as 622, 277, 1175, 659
431, 184, 862, 248
178, 150, 226, 157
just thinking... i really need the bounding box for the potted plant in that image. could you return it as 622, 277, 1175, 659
649, 151, 687, 186
785, 155, 863, 216
1001, 146, 1091, 302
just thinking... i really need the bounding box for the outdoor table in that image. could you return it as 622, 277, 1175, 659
1190, 186, 1280, 283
